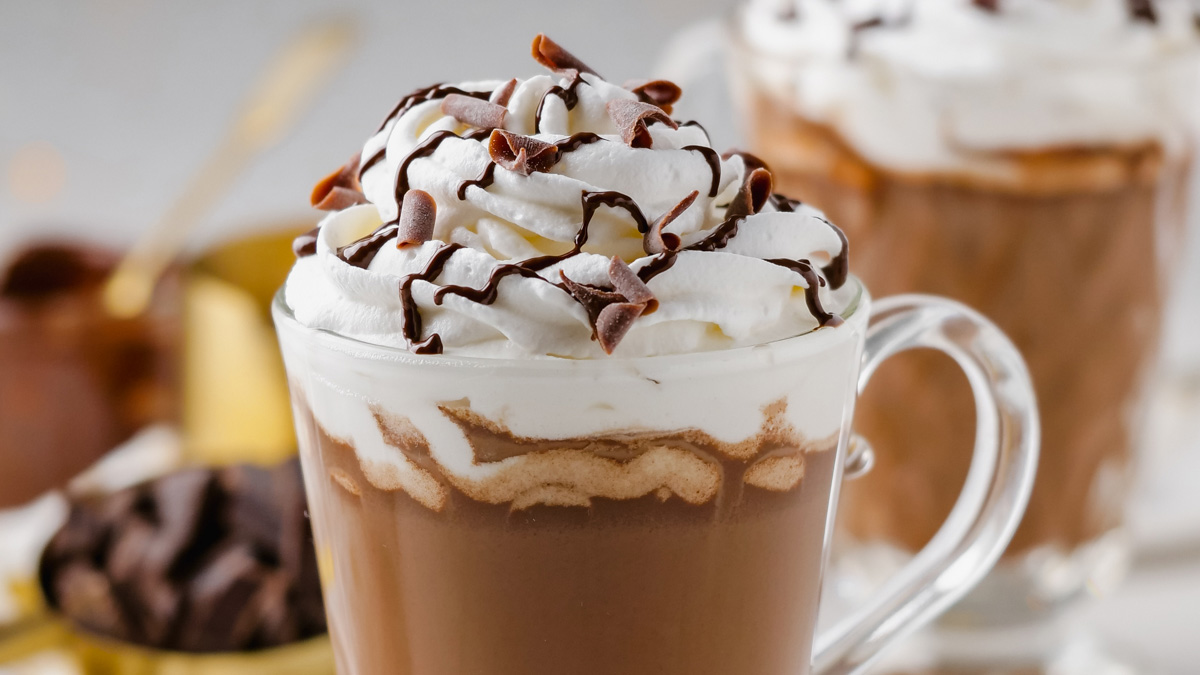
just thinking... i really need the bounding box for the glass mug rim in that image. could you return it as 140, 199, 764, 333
270, 274, 868, 373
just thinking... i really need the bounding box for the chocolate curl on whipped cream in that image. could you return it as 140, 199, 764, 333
608, 256, 657, 314
606, 99, 678, 149
972, 0, 999, 12
489, 130, 560, 176
625, 80, 683, 115
559, 269, 652, 354
311, 153, 368, 211
489, 78, 518, 106
441, 94, 507, 130
724, 168, 773, 220
531, 34, 600, 77
397, 190, 437, 247
644, 190, 697, 255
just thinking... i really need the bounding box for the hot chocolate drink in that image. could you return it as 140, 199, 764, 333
733, 0, 1199, 610
276, 33, 1037, 675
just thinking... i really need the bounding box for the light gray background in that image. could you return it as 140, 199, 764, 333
2, 1, 1198, 671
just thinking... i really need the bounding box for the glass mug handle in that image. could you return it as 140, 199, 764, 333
812, 295, 1040, 675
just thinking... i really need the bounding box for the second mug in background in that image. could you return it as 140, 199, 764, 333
723, 0, 1200, 665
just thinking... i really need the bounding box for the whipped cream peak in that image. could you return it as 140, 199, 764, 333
286, 35, 854, 358
738, 0, 1200, 172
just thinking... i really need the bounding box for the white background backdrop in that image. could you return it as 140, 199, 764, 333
2, 1, 1199, 671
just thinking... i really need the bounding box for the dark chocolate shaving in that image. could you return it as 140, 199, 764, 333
338, 224, 399, 269
1127, 0, 1157, 22
489, 129, 561, 176
724, 168, 773, 220
531, 34, 600, 77
625, 79, 683, 114
606, 99, 679, 149
608, 256, 657, 313
489, 78, 518, 107
559, 272, 648, 353
595, 303, 647, 354
398, 189, 437, 247
292, 227, 320, 258
311, 153, 368, 211
441, 93, 507, 130
644, 190, 697, 255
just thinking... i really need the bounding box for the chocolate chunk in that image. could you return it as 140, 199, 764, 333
54, 562, 132, 642
220, 464, 280, 560
489, 78, 518, 107
311, 153, 369, 211
530, 34, 600, 77
144, 468, 215, 579
292, 227, 320, 258
645, 190, 697, 255
1127, 0, 1157, 22
625, 80, 683, 115
606, 99, 679, 149
441, 93, 507, 130
724, 168, 773, 220
595, 302, 647, 354
179, 545, 265, 652
489, 129, 561, 176
398, 189, 437, 247
608, 257, 656, 314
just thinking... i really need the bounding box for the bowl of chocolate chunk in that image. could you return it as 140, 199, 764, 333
34, 458, 334, 674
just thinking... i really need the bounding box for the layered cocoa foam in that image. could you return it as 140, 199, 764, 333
742, 92, 1193, 556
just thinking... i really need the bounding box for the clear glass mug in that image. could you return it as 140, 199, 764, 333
274, 280, 1038, 675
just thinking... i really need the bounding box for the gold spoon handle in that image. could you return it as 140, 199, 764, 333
104, 17, 356, 318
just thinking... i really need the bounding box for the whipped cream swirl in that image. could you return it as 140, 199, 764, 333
738, 0, 1200, 172
285, 36, 853, 358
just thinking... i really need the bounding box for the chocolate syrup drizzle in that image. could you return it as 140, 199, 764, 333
457, 162, 497, 199
534, 72, 587, 133
684, 145, 722, 197
765, 258, 843, 327
432, 190, 647, 307
400, 243, 465, 354
338, 224, 399, 269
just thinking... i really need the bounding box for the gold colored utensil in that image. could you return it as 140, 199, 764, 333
103, 17, 356, 319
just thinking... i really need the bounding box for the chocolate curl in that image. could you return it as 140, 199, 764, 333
644, 190, 697, 255
625, 79, 683, 115
595, 302, 646, 355
489, 78, 518, 107
398, 190, 437, 247
608, 256, 657, 314
724, 168, 773, 220
489, 129, 561, 176
441, 94, 507, 130
972, 0, 999, 12
311, 153, 368, 211
531, 34, 600, 77
559, 272, 626, 320
606, 99, 679, 149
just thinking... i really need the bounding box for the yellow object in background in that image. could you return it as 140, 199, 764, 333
183, 223, 310, 465
0, 619, 335, 675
